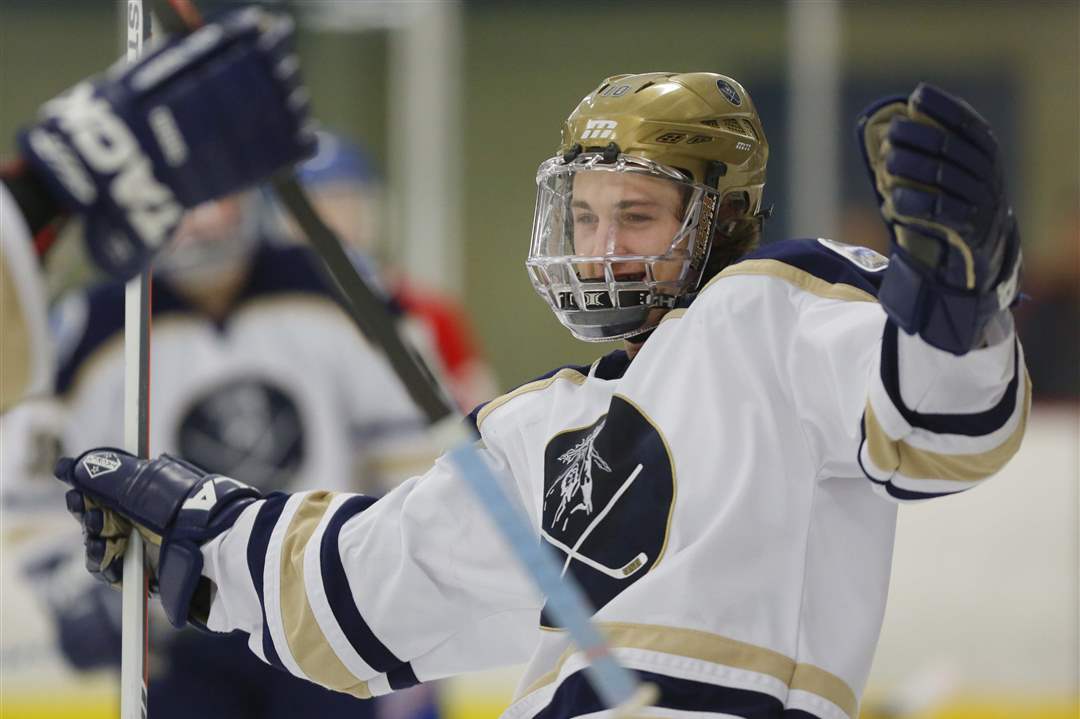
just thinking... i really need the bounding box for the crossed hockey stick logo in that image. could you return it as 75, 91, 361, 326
542, 419, 649, 580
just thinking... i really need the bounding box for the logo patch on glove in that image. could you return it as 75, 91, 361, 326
82, 451, 122, 478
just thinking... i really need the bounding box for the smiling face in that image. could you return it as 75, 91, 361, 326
569, 171, 688, 282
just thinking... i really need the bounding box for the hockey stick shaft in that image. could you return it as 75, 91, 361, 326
150, 1, 653, 711
120, 2, 151, 718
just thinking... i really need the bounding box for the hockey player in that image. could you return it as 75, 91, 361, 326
5, 187, 439, 717
281, 129, 499, 411
56, 72, 1029, 719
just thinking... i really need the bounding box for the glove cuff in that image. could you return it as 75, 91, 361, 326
880, 243, 1019, 355
158, 477, 260, 628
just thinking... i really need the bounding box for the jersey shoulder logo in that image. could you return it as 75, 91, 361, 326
817, 237, 889, 272
540, 395, 674, 627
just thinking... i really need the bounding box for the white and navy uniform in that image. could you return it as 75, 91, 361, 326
47, 242, 432, 496
196, 238, 1029, 719
0, 235, 440, 719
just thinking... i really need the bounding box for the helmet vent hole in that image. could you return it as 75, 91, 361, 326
635, 81, 656, 93
723, 118, 744, 134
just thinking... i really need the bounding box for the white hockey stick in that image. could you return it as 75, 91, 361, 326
558, 463, 644, 576
120, 2, 151, 718
542, 532, 649, 580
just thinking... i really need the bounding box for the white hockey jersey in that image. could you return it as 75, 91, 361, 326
199, 238, 1029, 719
37, 242, 433, 496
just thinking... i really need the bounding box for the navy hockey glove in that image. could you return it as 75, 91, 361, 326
17, 7, 316, 280
55, 448, 261, 629
857, 83, 1022, 354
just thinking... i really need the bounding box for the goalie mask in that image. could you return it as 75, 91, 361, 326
527, 72, 769, 342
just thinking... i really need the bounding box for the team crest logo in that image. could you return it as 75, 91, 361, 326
540, 396, 674, 628
818, 237, 889, 272
178, 379, 304, 492
716, 79, 742, 106
82, 451, 122, 479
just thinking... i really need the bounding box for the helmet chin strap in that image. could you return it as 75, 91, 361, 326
624, 328, 655, 352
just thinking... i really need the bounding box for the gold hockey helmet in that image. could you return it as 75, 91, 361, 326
527, 72, 769, 342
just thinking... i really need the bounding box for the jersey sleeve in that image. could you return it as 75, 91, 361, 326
762, 239, 1031, 502
855, 311, 1030, 501
198, 442, 542, 698
0, 182, 52, 412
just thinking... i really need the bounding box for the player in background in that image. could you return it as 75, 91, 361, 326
4, 185, 443, 718
0, 9, 415, 716
57, 71, 1029, 719
5, 132, 473, 719
273, 129, 499, 412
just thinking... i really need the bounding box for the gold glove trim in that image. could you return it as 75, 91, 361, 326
863, 100, 976, 289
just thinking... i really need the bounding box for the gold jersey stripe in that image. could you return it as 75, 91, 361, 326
59, 293, 347, 402
475, 367, 588, 428
278, 491, 372, 698
1, 247, 33, 411
705, 258, 879, 304
790, 662, 858, 718
863, 368, 1030, 482
520, 622, 857, 719
656, 308, 688, 327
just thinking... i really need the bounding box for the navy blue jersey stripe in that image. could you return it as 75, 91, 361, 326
883, 482, 961, 501
54, 243, 364, 395
239, 244, 339, 303
745, 238, 885, 298
386, 663, 421, 690
319, 494, 407, 673
247, 493, 290, 671
857, 424, 962, 501
783, 711, 827, 718
463, 404, 486, 435
881, 322, 1019, 436
856, 416, 888, 484
54, 281, 189, 395
531, 669, 784, 719
593, 349, 630, 381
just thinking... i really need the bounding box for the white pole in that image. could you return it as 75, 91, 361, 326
121, 1, 150, 717
389, 0, 463, 294
786, 0, 842, 241
290, 1, 465, 294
